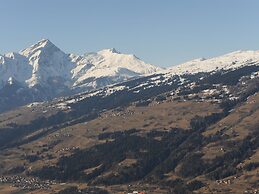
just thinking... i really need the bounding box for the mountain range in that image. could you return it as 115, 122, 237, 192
0, 39, 161, 112
1, 39, 259, 113
0, 40, 259, 193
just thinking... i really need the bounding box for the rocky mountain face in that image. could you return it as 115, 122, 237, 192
0, 39, 161, 112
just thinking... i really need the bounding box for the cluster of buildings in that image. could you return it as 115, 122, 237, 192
0, 176, 54, 190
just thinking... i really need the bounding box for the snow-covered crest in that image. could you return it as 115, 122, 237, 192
168, 50, 259, 75
71, 48, 161, 87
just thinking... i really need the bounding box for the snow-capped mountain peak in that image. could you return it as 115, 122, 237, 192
18, 39, 75, 87
20, 39, 57, 57
70, 48, 162, 88
98, 48, 121, 55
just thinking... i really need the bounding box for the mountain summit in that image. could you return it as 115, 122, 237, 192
20, 39, 58, 57
98, 48, 121, 54
19, 39, 75, 87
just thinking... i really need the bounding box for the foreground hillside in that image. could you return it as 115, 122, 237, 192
0, 62, 258, 193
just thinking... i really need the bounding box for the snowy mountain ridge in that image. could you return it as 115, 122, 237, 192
168, 50, 259, 75
1, 39, 259, 113
0, 39, 161, 90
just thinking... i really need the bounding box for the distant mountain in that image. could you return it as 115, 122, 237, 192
69, 47, 161, 91
0, 39, 161, 112
168, 50, 259, 74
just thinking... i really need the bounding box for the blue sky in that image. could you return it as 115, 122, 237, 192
0, 0, 259, 67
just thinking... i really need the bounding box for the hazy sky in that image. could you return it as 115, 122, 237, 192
0, 0, 259, 67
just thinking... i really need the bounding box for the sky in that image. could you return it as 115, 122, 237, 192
0, 0, 259, 67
